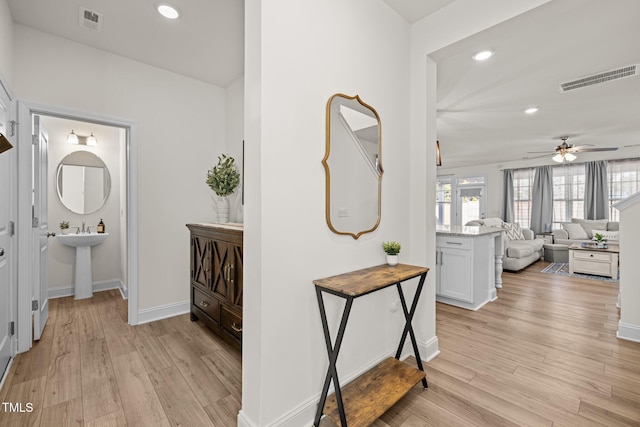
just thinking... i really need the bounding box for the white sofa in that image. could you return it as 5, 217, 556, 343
465, 218, 544, 271
552, 218, 619, 246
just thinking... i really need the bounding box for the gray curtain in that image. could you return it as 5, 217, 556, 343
502, 169, 515, 223
584, 160, 609, 219
530, 166, 553, 234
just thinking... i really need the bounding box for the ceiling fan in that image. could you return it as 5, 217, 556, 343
526, 136, 618, 163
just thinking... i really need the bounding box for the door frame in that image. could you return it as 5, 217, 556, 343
16, 100, 139, 353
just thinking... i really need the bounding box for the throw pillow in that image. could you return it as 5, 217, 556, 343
562, 223, 588, 240
592, 229, 620, 241
571, 218, 608, 239
502, 222, 525, 240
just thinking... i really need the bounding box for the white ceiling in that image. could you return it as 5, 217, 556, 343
7, 0, 244, 88
430, 0, 640, 168
8, 1, 640, 169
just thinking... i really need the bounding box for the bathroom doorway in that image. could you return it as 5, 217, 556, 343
16, 101, 138, 353
40, 116, 129, 302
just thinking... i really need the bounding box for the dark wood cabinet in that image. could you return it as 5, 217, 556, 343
187, 223, 243, 350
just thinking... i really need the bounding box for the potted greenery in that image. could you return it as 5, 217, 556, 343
59, 220, 70, 235
206, 154, 240, 223
382, 241, 401, 266
593, 232, 607, 248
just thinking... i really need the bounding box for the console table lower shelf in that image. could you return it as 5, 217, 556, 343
322, 357, 425, 427
313, 263, 429, 427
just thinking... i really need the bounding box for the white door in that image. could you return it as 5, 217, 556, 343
457, 185, 486, 225
32, 115, 49, 340
0, 86, 14, 375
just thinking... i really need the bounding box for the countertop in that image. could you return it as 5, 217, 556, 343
436, 224, 503, 237
188, 222, 244, 230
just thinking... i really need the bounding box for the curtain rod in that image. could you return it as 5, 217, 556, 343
500, 157, 640, 171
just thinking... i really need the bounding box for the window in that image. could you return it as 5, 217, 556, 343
513, 169, 534, 228
609, 159, 640, 221
436, 178, 452, 226
552, 164, 585, 228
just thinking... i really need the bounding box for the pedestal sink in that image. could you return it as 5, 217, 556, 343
57, 233, 109, 299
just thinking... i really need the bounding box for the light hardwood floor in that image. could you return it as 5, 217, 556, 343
2, 260, 640, 426
0, 289, 241, 427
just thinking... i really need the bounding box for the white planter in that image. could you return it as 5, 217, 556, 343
212, 195, 230, 223
60, 229, 70, 235
386, 254, 398, 266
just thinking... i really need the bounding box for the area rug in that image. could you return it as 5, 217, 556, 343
541, 263, 618, 282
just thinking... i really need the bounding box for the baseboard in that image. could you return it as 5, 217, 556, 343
48, 279, 123, 299
240, 335, 441, 427
137, 300, 190, 325
617, 321, 640, 343
118, 281, 129, 300
0, 357, 13, 391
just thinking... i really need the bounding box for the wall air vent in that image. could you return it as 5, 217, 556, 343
79, 7, 104, 32
559, 65, 638, 92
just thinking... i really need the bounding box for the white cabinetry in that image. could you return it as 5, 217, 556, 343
436, 228, 503, 311
436, 238, 472, 303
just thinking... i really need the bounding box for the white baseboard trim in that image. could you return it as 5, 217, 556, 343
118, 281, 129, 300
137, 300, 190, 325
617, 321, 640, 343
240, 336, 441, 427
0, 357, 14, 391
48, 279, 123, 300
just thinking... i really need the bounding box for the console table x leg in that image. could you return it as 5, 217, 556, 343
394, 273, 428, 388
313, 287, 353, 427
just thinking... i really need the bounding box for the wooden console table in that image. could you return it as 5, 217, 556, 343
313, 264, 429, 427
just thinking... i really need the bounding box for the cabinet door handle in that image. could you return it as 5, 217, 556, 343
446, 241, 462, 245
199, 300, 209, 308
229, 264, 234, 284
231, 322, 242, 333
203, 258, 210, 272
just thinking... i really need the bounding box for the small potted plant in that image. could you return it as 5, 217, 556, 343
382, 241, 401, 266
593, 232, 607, 248
206, 154, 240, 223
59, 220, 70, 235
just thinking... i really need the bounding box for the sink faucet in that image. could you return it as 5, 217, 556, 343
82, 221, 85, 233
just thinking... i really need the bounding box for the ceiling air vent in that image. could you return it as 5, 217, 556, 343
559, 65, 638, 92
79, 7, 104, 32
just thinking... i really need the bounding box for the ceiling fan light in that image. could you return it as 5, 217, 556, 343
564, 153, 577, 162
552, 153, 564, 163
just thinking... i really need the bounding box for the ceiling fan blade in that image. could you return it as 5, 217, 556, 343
573, 147, 619, 152
522, 153, 550, 160
526, 150, 554, 154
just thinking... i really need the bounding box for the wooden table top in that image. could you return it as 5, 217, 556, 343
313, 264, 429, 297
568, 242, 619, 253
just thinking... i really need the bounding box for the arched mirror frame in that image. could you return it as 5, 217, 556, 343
56, 150, 112, 215
322, 93, 383, 239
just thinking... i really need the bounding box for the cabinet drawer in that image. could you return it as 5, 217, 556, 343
573, 260, 614, 276
193, 288, 219, 322
220, 306, 242, 339
572, 250, 612, 262
437, 237, 471, 250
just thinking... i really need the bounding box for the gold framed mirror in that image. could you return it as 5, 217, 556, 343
323, 93, 382, 239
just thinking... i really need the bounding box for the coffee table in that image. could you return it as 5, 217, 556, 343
568, 243, 619, 279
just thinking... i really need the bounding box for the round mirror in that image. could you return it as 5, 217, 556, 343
56, 151, 111, 214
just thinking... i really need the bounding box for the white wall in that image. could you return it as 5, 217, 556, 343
43, 116, 122, 290
226, 75, 244, 223
616, 194, 640, 342
13, 25, 227, 311
242, 0, 414, 425
0, 0, 12, 86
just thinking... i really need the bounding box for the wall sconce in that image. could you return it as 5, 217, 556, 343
436, 140, 442, 166
68, 130, 98, 146
0, 132, 13, 154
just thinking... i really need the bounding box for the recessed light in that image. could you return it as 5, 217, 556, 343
157, 4, 181, 19
473, 50, 493, 61
524, 107, 539, 114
